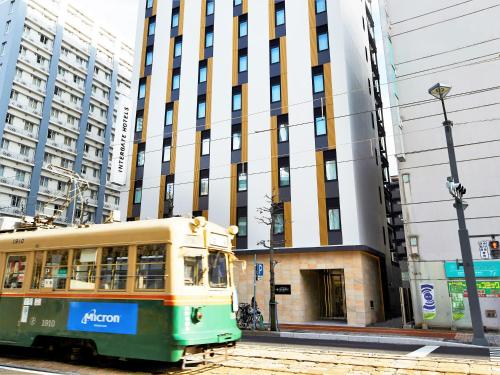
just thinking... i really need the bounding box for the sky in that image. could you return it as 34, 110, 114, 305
67, 0, 139, 47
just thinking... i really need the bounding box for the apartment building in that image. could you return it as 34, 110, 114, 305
382, 0, 500, 329
126, 0, 400, 325
0, 0, 132, 225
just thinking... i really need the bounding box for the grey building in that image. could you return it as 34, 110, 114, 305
0, 0, 132, 224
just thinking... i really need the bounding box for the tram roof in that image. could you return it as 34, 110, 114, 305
0, 217, 232, 253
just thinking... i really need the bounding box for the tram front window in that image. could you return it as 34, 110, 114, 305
136, 244, 166, 290
184, 256, 203, 286
100, 246, 128, 290
208, 251, 227, 288
3, 255, 27, 289
44, 250, 68, 289
70, 248, 97, 290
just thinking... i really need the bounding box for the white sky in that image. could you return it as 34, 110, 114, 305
67, 0, 139, 47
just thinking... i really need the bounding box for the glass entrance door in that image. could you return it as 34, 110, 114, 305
319, 269, 346, 320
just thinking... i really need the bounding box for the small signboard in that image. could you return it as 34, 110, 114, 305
479, 240, 490, 259
275, 284, 291, 295
255, 263, 264, 280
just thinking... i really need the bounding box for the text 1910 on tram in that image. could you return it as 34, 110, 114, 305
0, 216, 242, 364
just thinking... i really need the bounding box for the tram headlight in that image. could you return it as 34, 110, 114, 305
193, 216, 207, 228
232, 290, 239, 313
228, 225, 238, 236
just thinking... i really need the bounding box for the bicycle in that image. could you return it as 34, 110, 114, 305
236, 302, 265, 330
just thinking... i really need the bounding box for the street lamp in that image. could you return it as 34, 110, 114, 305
428, 83, 488, 346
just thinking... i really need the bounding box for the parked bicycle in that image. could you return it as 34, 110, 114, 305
236, 301, 265, 330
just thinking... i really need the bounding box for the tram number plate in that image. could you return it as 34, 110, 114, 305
41, 319, 56, 328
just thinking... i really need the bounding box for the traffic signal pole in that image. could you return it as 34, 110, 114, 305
441, 104, 488, 346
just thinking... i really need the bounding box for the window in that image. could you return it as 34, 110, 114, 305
11, 195, 21, 207
40, 176, 49, 187
184, 256, 203, 286
199, 61, 207, 83
148, 17, 156, 36
273, 212, 284, 234
166, 182, 174, 200
165, 104, 174, 126
171, 7, 179, 27
137, 145, 145, 167
70, 248, 97, 290
200, 175, 209, 196
208, 251, 227, 288
201, 131, 210, 156
238, 49, 247, 73
315, 0, 326, 13
278, 158, 290, 187
271, 81, 281, 102
328, 208, 341, 231
232, 88, 242, 111
174, 37, 182, 57
172, 68, 180, 90
43, 250, 69, 289
146, 0, 153, 9
1, 138, 9, 149
325, 159, 337, 181
238, 170, 247, 191
232, 125, 241, 150
3, 255, 26, 289
134, 183, 142, 204
205, 26, 213, 48
197, 97, 206, 119
278, 121, 288, 143
317, 29, 329, 52
237, 210, 247, 236
138, 78, 146, 99
15, 170, 25, 182
315, 114, 326, 136
270, 42, 280, 64
5, 21, 11, 34
9, 0, 15, 13
163, 142, 171, 162
239, 16, 247, 37
99, 246, 128, 290
234, 0, 242, 5
275, 3, 285, 26
145, 46, 154, 66
136, 244, 166, 289
1, 42, 7, 56
135, 111, 143, 132
206, 0, 214, 15
313, 72, 324, 93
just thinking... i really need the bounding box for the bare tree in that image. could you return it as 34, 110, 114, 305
256, 194, 285, 332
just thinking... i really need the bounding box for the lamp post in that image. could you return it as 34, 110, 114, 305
428, 83, 488, 346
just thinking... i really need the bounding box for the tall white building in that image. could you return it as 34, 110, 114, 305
126, 0, 401, 325
0, 0, 133, 225
383, 0, 500, 329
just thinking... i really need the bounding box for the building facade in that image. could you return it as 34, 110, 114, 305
0, 0, 132, 225
126, 0, 400, 325
383, 0, 500, 329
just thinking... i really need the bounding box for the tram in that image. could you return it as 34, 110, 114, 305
0, 216, 241, 363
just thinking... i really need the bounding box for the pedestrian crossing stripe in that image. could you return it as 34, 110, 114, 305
490, 347, 500, 361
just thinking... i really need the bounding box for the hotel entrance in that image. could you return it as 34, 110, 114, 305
318, 269, 347, 320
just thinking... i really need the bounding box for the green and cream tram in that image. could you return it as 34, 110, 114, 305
0, 217, 241, 363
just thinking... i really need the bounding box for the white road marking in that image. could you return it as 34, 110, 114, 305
405, 345, 440, 358
0, 365, 60, 375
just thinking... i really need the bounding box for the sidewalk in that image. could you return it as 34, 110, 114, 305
242, 323, 500, 347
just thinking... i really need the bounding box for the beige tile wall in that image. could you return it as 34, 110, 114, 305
234, 251, 385, 326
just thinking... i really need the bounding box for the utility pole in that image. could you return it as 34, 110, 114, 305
428, 83, 488, 346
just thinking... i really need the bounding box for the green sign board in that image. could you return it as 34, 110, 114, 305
447, 280, 500, 298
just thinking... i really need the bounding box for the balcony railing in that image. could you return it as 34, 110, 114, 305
0, 177, 30, 190
1, 148, 35, 165
0, 206, 25, 217
5, 124, 38, 140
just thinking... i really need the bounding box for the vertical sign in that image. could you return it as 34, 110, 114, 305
110, 96, 132, 186
420, 283, 436, 320
255, 263, 264, 281
479, 240, 490, 259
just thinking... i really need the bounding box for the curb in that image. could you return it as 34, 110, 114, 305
242, 331, 487, 348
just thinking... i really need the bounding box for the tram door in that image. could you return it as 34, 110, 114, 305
318, 269, 346, 320
1, 253, 29, 343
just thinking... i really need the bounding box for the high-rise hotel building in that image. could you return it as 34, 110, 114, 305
0, 0, 132, 224
127, 0, 400, 325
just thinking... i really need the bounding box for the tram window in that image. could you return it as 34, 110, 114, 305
208, 251, 227, 288
3, 255, 27, 289
31, 252, 44, 289
136, 244, 166, 290
70, 248, 97, 290
100, 246, 128, 290
184, 256, 203, 286
43, 250, 68, 289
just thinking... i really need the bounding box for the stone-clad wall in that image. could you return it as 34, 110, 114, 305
234, 251, 384, 326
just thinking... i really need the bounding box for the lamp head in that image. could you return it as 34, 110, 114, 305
428, 83, 451, 99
